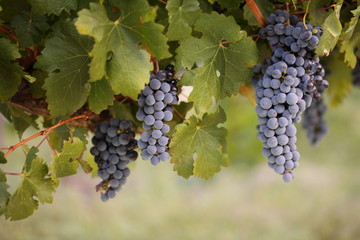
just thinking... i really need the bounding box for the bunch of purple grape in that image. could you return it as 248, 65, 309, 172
136, 65, 179, 165
255, 10, 328, 182
90, 119, 138, 201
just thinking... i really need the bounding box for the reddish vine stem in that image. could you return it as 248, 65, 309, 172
173, 107, 188, 123
291, 4, 336, 15
3, 114, 89, 159
0, 25, 19, 42
0, 147, 10, 151
245, 0, 266, 27
158, 0, 167, 5
5, 172, 21, 176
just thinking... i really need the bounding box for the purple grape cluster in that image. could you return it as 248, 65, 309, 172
302, 98, 327, 146
259, 10, 328, 100
255, 10, 328, 182
136, 65, 179, 165
90, 119, 138, 202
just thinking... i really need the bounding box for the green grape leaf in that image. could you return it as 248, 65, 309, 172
36, 20, 93, 117
325, 51, 352, 106
5, 153, 56, 221
11, 11, 49, 48
340, 6, 360, 41
27, 0, 78, 15
112, 101, 139, 126
86, 154, 98, 178
339, 36, 360, 69
8, 104, 39, 138
0, 151, 7, 164
88, 79, 114, 114
216, 0, 244, 9
166, 0, 201, 41
176, 12, 258, 114
50, 137, 85, 178
24, 147, 40, 172
0, 169, 10, 216
170, 107, 229, 179
0, 38, 23, 103
316, 1, 343, 56
75, 2, 170, 99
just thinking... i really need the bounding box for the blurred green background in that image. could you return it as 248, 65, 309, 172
1, 89, 360, 240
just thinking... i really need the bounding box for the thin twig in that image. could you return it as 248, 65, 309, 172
0, 147, 10, 151
292, 4, 335, 15
5, 172, 21, 176
245, 0, 266, 27
4, 114, 89, 158
158, 0, 167, 5
303, 0, 311, 29
173, 107, 188, 123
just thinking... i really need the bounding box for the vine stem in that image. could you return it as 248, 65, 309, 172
291, 4, 336, 15
158, 0, 167, 5
302, 0, 311, 29
245, 0, 266, 27
5, 172, 21, 176
3, 114, 89, 159
0, 25, 18, 42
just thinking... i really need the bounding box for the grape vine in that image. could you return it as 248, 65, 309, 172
0, 0, 358, 221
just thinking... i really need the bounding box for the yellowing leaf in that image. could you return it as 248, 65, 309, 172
5, 151, 56, 221
170, 107, 229, 179
316, 1, 343, 56
50, 137, 85, 178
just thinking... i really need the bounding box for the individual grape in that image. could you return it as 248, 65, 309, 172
98, 170, 110, 180
113, 170, 123, 179
101, 194, 109, 202
159, 152, 170, 161
282, 172, 293, 182
260, 97, 272, 109
163, 111, 173, 121
144, 115, 156, 125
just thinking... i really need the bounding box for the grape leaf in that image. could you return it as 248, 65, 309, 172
176, 12, 258, 114
325, 51, 352, 106
50, 137, 85, 178
315, 1, 343, 56
170, 107, 230, 179
340, 6, 360, 41
75, 2, 170, 99
88, 79, 114, 114
0, 169, 10, 216
0, 151, 7, 164
27, 0, 78, 15
0, 38, 23, 103
36, 20, 93, 117
112, 101, 139, 126
8, 104, 39, 138
11, 11, 49, 48
166, 0, 201, 41
5, 152, 56, 221
216, 0, 244, 9
24, 147, 39, 172
339, 35, 360, 69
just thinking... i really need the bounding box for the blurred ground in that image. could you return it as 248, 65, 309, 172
1, 89, 360, 240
